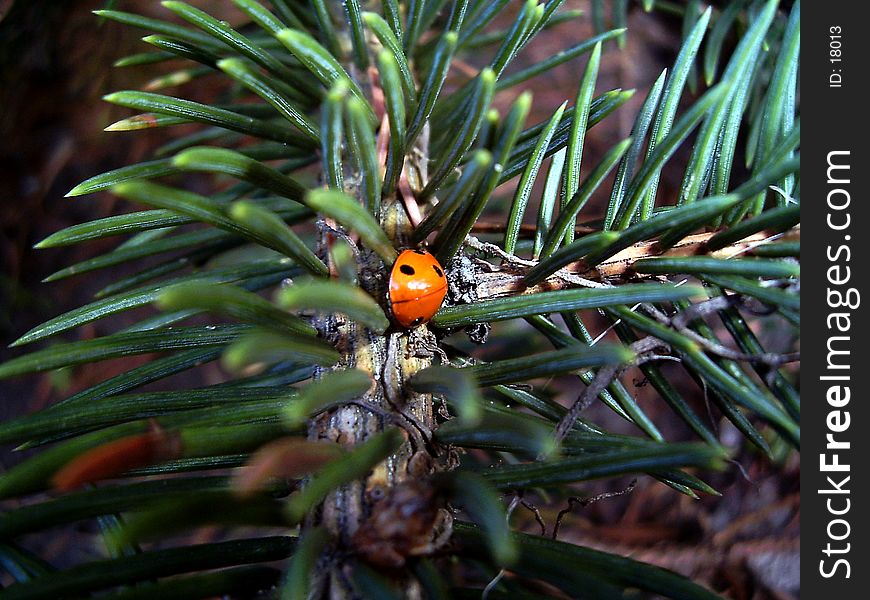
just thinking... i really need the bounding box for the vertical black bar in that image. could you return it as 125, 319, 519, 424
804, 2, 867, 596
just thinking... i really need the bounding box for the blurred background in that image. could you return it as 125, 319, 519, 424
0, 2, 798, 597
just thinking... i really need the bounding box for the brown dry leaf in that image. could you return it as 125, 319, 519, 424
232, 437, 346, 498
52, 424, 182, 491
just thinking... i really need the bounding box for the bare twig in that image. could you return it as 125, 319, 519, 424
551, 363, 621, 447
552, 480, 638, 540
469, 228, 799, 300
347, 399, 432, 453
466, 236, 610, 289
670, 295, 739, 329
521, 500, 548, 536
641, 303, 799, 368
550, 337, 667, 447
482, 494, 523, 599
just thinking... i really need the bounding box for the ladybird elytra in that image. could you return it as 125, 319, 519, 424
388, 249, 448, 328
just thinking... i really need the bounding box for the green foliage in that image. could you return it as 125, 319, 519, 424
2, 1, 798, 599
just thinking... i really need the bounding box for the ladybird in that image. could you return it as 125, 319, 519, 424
388, 249, 448, 328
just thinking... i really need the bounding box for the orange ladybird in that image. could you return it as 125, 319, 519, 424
388, 249, 448, 328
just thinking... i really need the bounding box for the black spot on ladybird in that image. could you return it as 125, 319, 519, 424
400, 264, 416, 276
369, 485, 387, 501
432, 265, 444, 278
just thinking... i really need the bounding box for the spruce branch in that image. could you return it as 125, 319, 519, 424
468, 228, 799, 300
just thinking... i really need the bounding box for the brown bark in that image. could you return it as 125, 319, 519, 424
475, 228, 800, 300
308, 6, 440, 585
